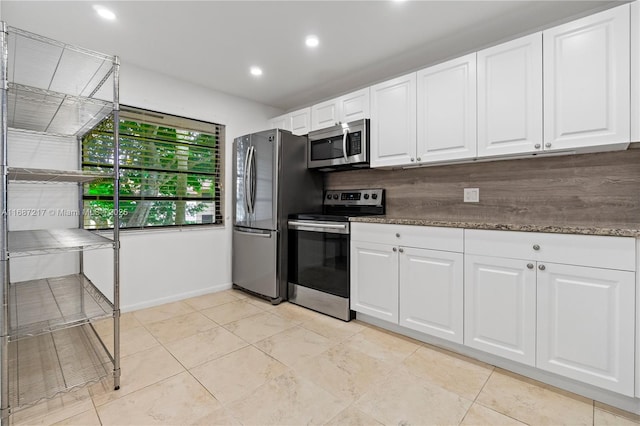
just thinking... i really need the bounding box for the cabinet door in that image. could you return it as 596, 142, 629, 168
311, 99, 340, 131
464, 254, 536, 365
341, 88, 370, 123
290, 108, 311, 136
399, 247, 463, 344
537, 263, 635, 396
417, 54, 476, 163
477, 33, 542, 157
268, 114, 291, 131
370, 73, 417, 168
543, 5, 630, 151
350, 241, 399, 323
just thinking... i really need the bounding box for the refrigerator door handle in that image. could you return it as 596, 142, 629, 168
250, 146, 257, 213
246, 146, 256, 214
243, 146, 252, 214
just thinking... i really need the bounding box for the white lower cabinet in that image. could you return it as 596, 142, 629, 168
537, 262, 635, 396
464, 254, 536, 365
400, 247, 463, 343
464, 229, 636, 396
350, 240, 399, 323
351, 223, 463, 344
351, 225, 637, 397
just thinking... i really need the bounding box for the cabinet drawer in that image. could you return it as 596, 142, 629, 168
465, 229, 635, 271
351, 223, 463, 252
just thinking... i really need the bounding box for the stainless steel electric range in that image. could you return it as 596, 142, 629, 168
287, 188, 385, 321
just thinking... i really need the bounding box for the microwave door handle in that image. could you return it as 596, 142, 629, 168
342, 128, 349, 162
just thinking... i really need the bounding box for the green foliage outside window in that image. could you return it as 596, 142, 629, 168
82, 109, 223, 229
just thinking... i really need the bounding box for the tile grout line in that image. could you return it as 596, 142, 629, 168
471, 369, 533, 426
90, 297, 232, 412
89, 293, 251, 421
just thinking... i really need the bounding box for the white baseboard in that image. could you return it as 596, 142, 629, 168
121, 282, 233, 313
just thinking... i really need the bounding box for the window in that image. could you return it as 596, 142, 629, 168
82, 107, 224, 229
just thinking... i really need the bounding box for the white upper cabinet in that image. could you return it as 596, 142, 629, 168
632, 1, 640, 143
543, 4, 630, 151
268, 107, 310, 136
341, 89, 370, 123
289, 108, 311, 135
268, 114, 291, 132
417, 53, 477, 163
478, 33, 543, 157
370, 73, 417, 168
310, 88, 370, 131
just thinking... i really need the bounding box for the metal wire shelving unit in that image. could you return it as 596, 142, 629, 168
0, 24, 121, 424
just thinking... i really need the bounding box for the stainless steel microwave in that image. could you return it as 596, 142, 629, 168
307, 119, 369, 171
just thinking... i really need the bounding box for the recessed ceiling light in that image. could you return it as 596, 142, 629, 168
93, 5, 116, 20
250, 66, 263, 77
305, 35, 319, 48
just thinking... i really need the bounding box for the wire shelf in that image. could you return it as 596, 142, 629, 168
1, 22, 121, 419
8, 229, 114, 257
9, 274, 114, 341
8, 167, 113, 183
7, 26, 114, 98
7, 83, 113, 136
8, 324, 113, 409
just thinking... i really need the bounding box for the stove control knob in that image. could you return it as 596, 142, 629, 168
364, 194, 369, 199
333, 194, 339, 200
372, 193, 378, 200
326, 194, 332, 200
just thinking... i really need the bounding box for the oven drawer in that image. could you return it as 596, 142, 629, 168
351, 222, 463, 252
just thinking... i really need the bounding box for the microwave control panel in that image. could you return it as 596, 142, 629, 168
348, 131, 362, 156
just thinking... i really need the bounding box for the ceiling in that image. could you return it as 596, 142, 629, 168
0, 0, 625, 111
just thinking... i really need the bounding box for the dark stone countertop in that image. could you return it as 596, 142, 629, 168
349, 216, 640, 238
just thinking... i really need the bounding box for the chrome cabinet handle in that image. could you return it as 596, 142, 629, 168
399, 248, 404, 253
392, 247, 397, 252
534, 143, 541, 149
410, 157, 415, 162
545, 143, 552, 148
417, 157, 421, 161
538, 264, 546, 271
533, 244, 540, 251
395, 233, 400, 238
527, 263, 534, 269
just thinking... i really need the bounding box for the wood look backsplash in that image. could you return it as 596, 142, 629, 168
324, 149, 640, 227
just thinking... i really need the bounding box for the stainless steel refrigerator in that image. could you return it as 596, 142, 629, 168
232, 128, 322, 303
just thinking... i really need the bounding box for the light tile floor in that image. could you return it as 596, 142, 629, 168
10, 289, 640, 426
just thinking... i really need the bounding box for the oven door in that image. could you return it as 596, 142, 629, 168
288, 220, 350, 298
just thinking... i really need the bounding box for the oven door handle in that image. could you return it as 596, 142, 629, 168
288, 221, 349, 234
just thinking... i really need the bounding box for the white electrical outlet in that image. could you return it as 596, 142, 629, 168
464, 188, 479, 203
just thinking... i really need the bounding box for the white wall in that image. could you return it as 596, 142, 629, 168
83, 62, 282, 311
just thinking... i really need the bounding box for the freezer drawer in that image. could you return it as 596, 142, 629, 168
232, 227, 278, 299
